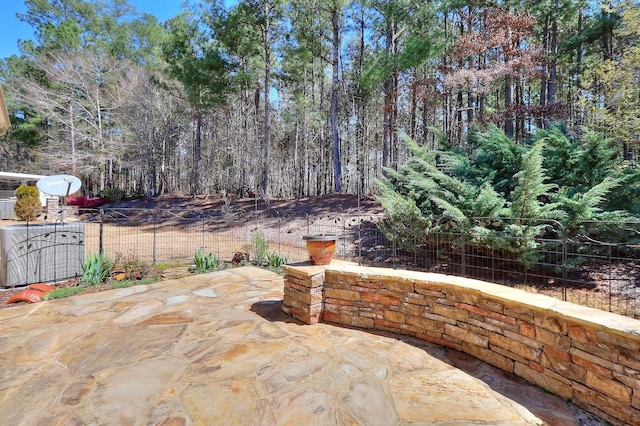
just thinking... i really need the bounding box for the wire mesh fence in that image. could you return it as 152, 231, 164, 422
5, 208, 640, 318
74, 208, 370, 266
359, 216, 640, 319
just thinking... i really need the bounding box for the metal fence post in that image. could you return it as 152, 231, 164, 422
461, 220, 466, 277
357, 218, 362, 264
608, 245, 613, 313
343, 217, 347, 258
277, 213, 282, 255
201, 214, 205, 252
99, 208, 104, 254
561, 223, 567, 302
413, 232, 418, 268
152, 211, 157, 265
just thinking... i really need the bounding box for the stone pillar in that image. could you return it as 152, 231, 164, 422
281, 263, 327, 324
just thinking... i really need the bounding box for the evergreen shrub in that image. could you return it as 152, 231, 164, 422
14, 185, 41, 221
376, 125, 639, 272
99, 188, 125, 204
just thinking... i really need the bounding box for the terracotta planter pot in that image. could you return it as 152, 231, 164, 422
303, 235, 337, 265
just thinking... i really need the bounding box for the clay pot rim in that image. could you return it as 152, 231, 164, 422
303, 234, 338, 241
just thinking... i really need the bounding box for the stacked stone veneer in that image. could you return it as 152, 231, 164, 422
281, 262, 640, 426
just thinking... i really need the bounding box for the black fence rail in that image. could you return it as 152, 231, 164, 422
8, 209, 640, 319
361, 217, 640, 319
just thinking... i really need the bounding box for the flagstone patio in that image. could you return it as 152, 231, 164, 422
0, 266, 603, 425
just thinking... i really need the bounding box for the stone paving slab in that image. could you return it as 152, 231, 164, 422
0, 267, 603, 425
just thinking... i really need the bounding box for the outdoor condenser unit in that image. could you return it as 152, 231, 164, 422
0, 199, 16, 219
0, 223, 84, 287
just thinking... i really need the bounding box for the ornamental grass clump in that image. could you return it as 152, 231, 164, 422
193, 250, 222, 273
81, 251, 112, 286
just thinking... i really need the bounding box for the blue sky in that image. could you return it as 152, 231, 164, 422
0, 1, 184, 59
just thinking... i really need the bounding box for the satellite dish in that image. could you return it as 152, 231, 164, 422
36, 175, 82, 197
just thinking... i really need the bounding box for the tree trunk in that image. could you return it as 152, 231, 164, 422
422, 95, 429, 145
540, 15, 549, 108
240, 87, 249, 197
410, 73, 417, 140
94, 85, 104, 192
69, 101, 77, 175
457, 90, 463, 142
262, 1, 271, 198
504, 26, 514, 139
145, 163, 152, 201
193, 113, 202, 195
548, 0, 558, 105
159, 134, 166, 196
505, 74, 514, 138
465, 8, 474, 126
382, 13, 393, 169
392, 68, 398, 163
356, 5, 366, 195
516, 79, 524, 141
331, 5, 342, 192
538, 15, 549, 129
576, 8, 583, 88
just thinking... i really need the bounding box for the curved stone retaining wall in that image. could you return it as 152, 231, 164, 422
282, 262, 640, 426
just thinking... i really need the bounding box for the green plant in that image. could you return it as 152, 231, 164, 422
264, 252, 288, 275
43, 286, 85, 300
266, 252, 287, 268
14, 184, 41, 221
112, 252, 149, 280
81, 251, 113, 286
151, 262, 186, 269
376, 126, 629, 272
251, 230, 270, 265
193, 250, 222, 273
99, 187, 126, 204
111, 277, 157, 289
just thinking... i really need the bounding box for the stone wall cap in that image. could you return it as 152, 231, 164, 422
282, 260, 357, 277
324, 264, 640, 338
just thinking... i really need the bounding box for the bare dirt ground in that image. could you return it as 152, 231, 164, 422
115, 192, 383, 217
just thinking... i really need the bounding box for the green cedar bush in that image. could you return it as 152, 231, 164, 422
376, 125, 633, 270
